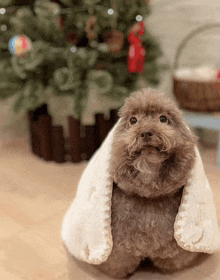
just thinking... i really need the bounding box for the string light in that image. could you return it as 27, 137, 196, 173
1, 24, 7, 31
107, 9, 114, 15
136, 15, 143, 22
70, 46, 77, 53
0, 8, 6, 14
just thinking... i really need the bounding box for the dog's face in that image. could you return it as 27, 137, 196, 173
110, 89, 197, 197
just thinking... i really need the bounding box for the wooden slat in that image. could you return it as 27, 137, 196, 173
38, 115, 53, 161
68, 116, 81, 163
52, 126, 66, 163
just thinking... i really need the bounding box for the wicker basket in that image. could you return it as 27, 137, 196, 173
173, 23, 220, 112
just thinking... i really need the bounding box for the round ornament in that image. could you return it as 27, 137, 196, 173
86, 16, 98, 41
104, 29, 124, 54
9, 35, 32, 57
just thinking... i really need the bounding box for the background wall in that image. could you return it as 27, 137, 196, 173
147, 0, 220, 94
1, 0, 220, 144
147, 0, 220, 146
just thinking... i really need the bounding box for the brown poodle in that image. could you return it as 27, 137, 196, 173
95, 89, 202, 278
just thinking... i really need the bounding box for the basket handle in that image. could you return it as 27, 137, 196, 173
173, 23, 220, 71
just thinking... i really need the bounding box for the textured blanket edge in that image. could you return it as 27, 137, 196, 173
61, 121, 220, 265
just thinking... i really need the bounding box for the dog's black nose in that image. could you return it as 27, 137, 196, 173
141, 131, 154, 142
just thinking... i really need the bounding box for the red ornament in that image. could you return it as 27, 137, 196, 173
128, 21, 146, 73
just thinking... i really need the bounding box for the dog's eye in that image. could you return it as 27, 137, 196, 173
130, 117, 137, 125
159, 116, 168, 123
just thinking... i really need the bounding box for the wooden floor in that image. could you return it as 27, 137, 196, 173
0, 137, 219, 280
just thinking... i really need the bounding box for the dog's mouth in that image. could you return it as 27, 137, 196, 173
130, 144, 170, 174
156, 146, 162, 152
132, 145, 164, 158
133, 150, 142, 157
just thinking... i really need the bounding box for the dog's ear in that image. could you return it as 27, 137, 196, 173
118, 102, 132, 119
177, 121, 198, 144
118, 106, 124, 118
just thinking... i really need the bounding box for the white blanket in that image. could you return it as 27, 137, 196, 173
61, 121, 220, 265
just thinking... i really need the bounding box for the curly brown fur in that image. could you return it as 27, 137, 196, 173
95, 89, 201, 278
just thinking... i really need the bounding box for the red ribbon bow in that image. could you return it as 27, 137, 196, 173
128, 21, 146, 73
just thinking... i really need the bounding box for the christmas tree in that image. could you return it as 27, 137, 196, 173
0, 0, 163, 122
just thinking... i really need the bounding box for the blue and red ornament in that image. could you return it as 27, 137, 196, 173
9, 34, 32, 57
128, 21, 146, 73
